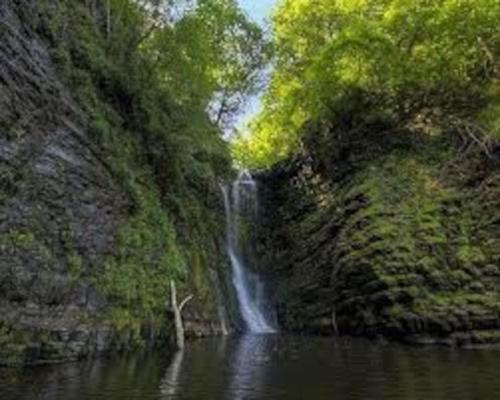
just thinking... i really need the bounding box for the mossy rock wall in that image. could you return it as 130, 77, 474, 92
257, 120, 500, 346
0, 1, 233, 366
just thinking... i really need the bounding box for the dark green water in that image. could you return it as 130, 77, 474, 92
1, 335, 500, 399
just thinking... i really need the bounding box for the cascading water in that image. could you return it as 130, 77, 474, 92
222, 171, 275, 334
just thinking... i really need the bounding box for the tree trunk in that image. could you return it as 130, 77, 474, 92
170, 280, 193, 350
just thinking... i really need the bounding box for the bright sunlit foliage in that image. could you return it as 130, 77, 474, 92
233, 0, 500, 168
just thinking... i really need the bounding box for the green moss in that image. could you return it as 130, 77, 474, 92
0, 229, 54, 266
457, 245, 487, 264
388, 304, 405, 318
10, 229, 35, 249
106, 308, 143, 336
99, 175, 186, 319
316, 138, 500, 331
0, 324, 34, 367
68, 252, 83, 280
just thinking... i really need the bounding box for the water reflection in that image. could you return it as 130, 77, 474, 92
160, 351, 184, 397
2, 335, 500, 400
157, 335, 500, 400
0, 351, 167, 400
226, 335, 275, 400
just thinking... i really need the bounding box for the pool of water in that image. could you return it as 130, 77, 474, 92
1, 335, 500, 399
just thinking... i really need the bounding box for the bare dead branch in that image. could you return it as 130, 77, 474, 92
179, 295, 194, 312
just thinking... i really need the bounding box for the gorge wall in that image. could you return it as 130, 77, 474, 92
0, 2, 235, 366
257, 114, 500, 346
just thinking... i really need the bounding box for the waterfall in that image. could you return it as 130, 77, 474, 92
222, 171, 275, 334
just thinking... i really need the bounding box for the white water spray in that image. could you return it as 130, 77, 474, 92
222, 171, 275, 334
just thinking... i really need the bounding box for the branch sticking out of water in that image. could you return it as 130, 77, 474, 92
169, 280, 193, 350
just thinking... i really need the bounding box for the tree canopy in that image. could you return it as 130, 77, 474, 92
40, 0, 269, 180
232, 0, 500, 168
110, 0, 270, 128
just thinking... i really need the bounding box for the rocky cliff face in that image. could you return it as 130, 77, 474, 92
257, 118, 500, 346
0, 2, 232, 366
